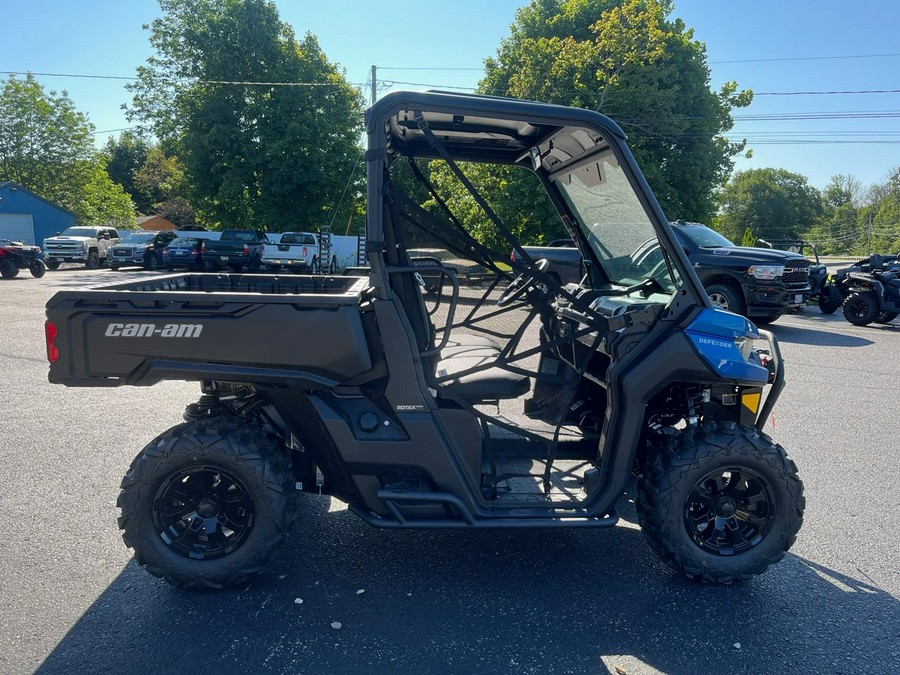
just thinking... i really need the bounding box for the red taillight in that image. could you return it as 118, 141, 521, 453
243, 244, 250, 255
510, 250, 516, 262
261, 243, 266, 254
45, 320, 59, 363
162, 247, 169, 255
191, 248, 198, 255
302, 246, 308, 257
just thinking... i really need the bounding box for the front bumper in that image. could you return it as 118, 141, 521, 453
107, 248, 148, 265
744, 283, 810, 315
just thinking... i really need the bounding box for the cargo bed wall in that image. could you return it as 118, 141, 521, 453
46, 273, 375, 387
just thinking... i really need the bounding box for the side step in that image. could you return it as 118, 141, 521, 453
349, 489, 619, 529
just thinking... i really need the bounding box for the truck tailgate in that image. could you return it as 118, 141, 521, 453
45, 273, 374, 387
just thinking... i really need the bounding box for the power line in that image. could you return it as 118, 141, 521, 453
710, 52, 900, 65
0, 70, 366, 88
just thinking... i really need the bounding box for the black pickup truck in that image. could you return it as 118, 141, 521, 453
525, 223, 810, 324
201, 229, 268, 272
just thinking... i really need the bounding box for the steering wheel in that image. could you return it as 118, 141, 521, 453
497, 258, 551, 307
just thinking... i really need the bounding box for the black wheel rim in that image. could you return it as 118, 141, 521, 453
683, 466, 776, 556
152, 465, 255, 560
846, 296, 869, 321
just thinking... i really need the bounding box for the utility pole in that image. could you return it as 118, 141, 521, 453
866, 212, 872, 255
370, 65, 377, 105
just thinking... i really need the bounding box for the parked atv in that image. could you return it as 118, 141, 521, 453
0, 239, 47, 279
841, 254, 900, 325
46, 91, 805, 588
821, 253, 899, 316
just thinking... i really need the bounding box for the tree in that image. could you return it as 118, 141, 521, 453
127, 0, 364, 232
480, 0, 751, 224
104, 130, 152, 212
0, 73, 135, 226
133, 147, 196, 228
717, 168, 822, 243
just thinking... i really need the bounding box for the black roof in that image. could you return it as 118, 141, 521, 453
367, 90, 626, 165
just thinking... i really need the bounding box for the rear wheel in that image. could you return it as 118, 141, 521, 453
876, 311, 898, 324
29, 259, 47, 278
817, 285, 841, 314
0, 259, 19, 279
329, 256, 338, 274
842, 291, 880, 326
310, 257, 320, 274
705, 283, 746, 316
637, 422, 804, 583
117, 417, 296, 589
85, 250, 100, 269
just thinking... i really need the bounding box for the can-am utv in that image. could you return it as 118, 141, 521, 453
45, 91, 804, 588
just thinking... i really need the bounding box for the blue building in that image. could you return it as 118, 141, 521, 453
0, 181, 76, 246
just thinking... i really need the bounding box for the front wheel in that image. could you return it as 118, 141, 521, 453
705, 283, 746, 316
637, 422, 804, 583
46, 260, 61, 271
117, 417, 297, 589
876, 311, 898, 324
842, 291, 880, 326
752, 313, 781, 325
143, 252, 160, 271
30, 259, 47, 278
85, 250, 100, 269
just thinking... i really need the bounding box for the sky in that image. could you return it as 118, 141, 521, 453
2, 0, 900, 192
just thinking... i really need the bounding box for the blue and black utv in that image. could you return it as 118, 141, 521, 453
45, 91, 804, 588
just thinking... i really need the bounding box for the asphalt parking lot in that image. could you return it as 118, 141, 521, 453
1, 267, 898, 674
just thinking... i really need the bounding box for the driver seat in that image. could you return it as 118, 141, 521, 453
435, 335, 531, 403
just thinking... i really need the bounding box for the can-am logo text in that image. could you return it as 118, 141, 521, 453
105, 323, 203, 338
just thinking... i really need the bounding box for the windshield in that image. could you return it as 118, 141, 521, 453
59, 227, 98, 237
678, 225, 734, 249
169, 238, 198, 247
554, 153, 679, 291
118, 233, 155, 244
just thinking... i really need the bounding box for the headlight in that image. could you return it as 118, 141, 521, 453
748, 264, 784, 280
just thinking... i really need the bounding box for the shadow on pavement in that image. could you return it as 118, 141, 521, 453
36, 496, 898, 675
768, 319, 876, 347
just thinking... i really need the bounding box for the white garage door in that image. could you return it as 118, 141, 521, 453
0, 213, 36, 245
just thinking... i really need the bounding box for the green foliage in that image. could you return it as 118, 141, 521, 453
479, 0, 751, 226
133, 147, 196, 228
73, 159, 137, 228
717, 168, 822, 243
127, 0, 364, 232
104, 131, 152, 212
740, 227, 756, 247
0, 73, 135, 225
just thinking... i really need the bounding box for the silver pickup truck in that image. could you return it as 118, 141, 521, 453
44, 226, 120, 270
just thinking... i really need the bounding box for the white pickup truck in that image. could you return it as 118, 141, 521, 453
261, 231, 361, 274
43, 226, 121, 270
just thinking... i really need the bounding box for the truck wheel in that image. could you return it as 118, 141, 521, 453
29, 259, 47, 278
47, 260, 61, 271
85, 250, 100, 269
705, 283, 745, 316
637, 421, 804, 584
329, 256, 338, 274
0, 259, 19, 279
310, 258, 320, 274
817, 286, 841, 314
842, 291, 879, 326
144, 252, 160, 271
117, 417, 297, 589
876, 311, 898, 324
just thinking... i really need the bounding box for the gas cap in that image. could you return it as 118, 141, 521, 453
359, 412, 379, 432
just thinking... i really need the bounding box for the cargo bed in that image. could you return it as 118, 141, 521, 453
45, 272, 376, 388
